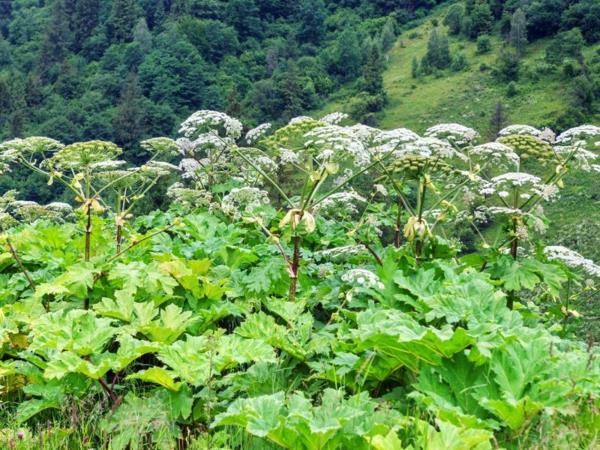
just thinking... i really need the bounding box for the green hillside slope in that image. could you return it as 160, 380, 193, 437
322, 2, 600, 136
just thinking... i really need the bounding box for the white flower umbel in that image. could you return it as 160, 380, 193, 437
140, 137, 179, 157
480, 172, 558, 201
553, 141, 598, 171
396, 137, 467, 161
424, 123, 479, 147
179, 110, 243, 139
0, 137, 64, 160
341, 268, 384, 289
179, 158, 202, 179
220, 187, 270, 219
555, 125, 600, 144
498, 124, 542, 138
245, 123, 272, 144
304, 125, 370, 167
167, 183, 212, 208
313, 191, 367, 218
544, 246, 600, 278
321, 112, 349, 125
278, 148, 300, 165
141, 161, 180, 177
348, 124, 380, 144
469, 142, 520, 169
90, 160, 127, 172
370, 128, 420, 155
176, 133, 229, 157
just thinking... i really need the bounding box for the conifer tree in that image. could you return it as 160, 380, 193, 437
107, 0, 139, 43
363, 43, 385, 97
509, 8, 528, 57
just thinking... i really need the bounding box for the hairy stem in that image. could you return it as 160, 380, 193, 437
5, 238, 36, 292
507, 216, 519, 310
394, 197, 402, 248
84, 201, 92, 262
288, 235, 301, 302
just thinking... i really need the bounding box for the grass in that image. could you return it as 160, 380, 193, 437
319, 2, 600, 136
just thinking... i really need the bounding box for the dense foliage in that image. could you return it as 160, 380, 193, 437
0, 111, 598, 448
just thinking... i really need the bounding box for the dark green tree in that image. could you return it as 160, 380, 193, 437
545, 28, 585, 66
327, 29, 363, 81
38, 0, 72, 79
107, 0, 139, 43
444, 4, 463, 35
363, 43, 385, 97
297, 0, 326, 44
467, 3, 493, 38
380, 17, 396, 52
489, 101, 508, 138
113, 74, 147, 158
424, 28, 451, 70
509, 9, 528, 57
72, 0, 100, 51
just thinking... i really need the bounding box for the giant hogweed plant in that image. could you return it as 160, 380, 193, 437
0, 115, 599, 449
0, 138, 179, 305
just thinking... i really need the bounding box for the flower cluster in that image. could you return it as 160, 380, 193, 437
167, 183, 212, 209
321, 112, 349, 125
50, 141, 122, 170
0, 137, 64, 161
553, 141, 598, 172
220, 187, 270, 219
245, 123, 272, 144
304, 125, 370, 167
468, 142, 520, 169
313, 244, 367, 261
140, 137, 180, 158
179, 110, 243, 139
313, 191, 367, 219
424, 123, 479, 147
6, 199, 74, 224
341, 268, 384, 289
480, 172, 558, 202
544, 246, 600, 278
555, 125, 600, 144
498, 124, 542, 138
497, 134, 554, 161
370, 128, 420, 155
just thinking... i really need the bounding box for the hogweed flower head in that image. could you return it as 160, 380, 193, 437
555, 125, 600, 144
50, 141, 122, 171
544, 246, 600, 278
179, 110, 243, 139
140, 137, 180, 158
424, 123, 479, 147
0, 137, 64, 161
341, 268, 384, 289
313, 191, 367, 219
321, 112, 349, 125
245, 123, 272, 144
220, 187, 270, 220
303, 125, 370, 168
167, 183, 212, 209
468, 142, 520, 169
498, 124, 543, 138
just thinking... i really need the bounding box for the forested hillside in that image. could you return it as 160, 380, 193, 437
0, 2, 600, 448
0, 0, 411, 149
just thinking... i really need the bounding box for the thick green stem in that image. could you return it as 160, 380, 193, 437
394, 197, 402, 248
6, 238, 36, 292
288, 235, 301, 302
84, 202, 92, 263
415, 178, 427, 264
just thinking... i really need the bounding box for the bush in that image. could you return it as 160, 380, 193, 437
476, 35, 492, 54
506, 81, 518, 97
451, 52, 468, 71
